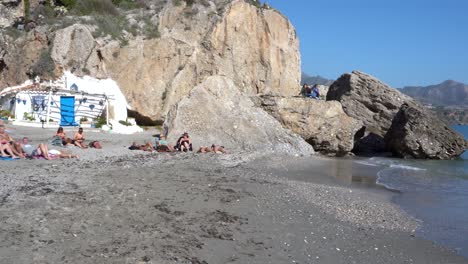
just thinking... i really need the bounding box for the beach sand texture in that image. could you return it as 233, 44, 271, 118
0, 126, 467, 263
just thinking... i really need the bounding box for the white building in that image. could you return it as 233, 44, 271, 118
0, 72, 137, 132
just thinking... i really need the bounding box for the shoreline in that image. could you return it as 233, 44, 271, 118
0, 126, 467, 263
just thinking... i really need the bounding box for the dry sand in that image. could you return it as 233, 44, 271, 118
0, 125, 467, 263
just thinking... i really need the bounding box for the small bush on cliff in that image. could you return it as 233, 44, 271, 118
142, 17, 160, 39
91, 15, 129, 42
56, 0, 77, 9
112, 0, 146, 9
30, 49, 56, 79
72, 0, 119, 16
246, 0, 261, 8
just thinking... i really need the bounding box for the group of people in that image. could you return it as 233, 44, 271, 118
1, 119, 227, 161
0, 121, 79, 160
53, 127, 101, 149
301, 83, 320, 99
129, 132, 227, 154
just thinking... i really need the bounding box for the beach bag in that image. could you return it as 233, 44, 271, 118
50, 136, 63, 146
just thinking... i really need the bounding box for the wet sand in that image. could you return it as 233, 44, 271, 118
0, 126, 467, 263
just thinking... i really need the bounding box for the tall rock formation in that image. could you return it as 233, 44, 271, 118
327, 71, 467, 159
326, 71, 418, 154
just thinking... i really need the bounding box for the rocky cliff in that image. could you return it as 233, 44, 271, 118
1, 0, 300, 122
1, 0, 312, 154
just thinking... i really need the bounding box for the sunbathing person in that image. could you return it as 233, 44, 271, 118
74, 127, 88, 148
198, 144, 227, 154
55, 127, 74, 146
25, 143, 53, 160
175, 132, 193, 152
211, 144, 227, 153
129, 142, 154, 152
155, 135, 175, 152
1, 141, 20, 158
0, 127, 25, 158
48, 149, 79, 159
21, 137, 50, 159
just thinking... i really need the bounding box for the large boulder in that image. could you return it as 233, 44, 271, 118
164, 76, 314, 155
327, 71, 418, 136
327, 71, 419, 154
385, 104, 467, 159
257, 96, 362, 156
51, 24, 96, 73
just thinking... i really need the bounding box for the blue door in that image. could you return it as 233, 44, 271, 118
60, 96, 77, 126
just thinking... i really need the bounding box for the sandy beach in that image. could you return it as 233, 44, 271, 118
1, 125, 467, 264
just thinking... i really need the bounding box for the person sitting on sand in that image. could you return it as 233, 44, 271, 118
1, 140, 20, 158
175, 132, 193, 152
20, 137, 49, 160
155, 135, 175, 152
74, 127, 88, 148
0, 126, 25, 158
55, 127, 74, 146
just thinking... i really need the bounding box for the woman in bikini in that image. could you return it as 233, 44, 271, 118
74, 127, 88, 148
55, 127, 74, 146
0, 127, 24, 158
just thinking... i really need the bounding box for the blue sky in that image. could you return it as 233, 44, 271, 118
266, 0, 468, 87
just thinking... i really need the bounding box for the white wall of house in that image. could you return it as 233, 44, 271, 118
13, 91, 106, 124
64, 71, 128, 122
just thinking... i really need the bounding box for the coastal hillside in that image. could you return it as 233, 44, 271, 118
301, 72, 334, 86
399, 80, 468, 125
400, 80, 468, 107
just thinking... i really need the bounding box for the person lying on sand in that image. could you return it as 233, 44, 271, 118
21, 137, 46, 158
22, 140, 78, 160
88, 141, 102, 149
74, 127, 88, 148
48, 149, 79, 159
155, 135, 175, 152
197, 144, 227, 154
129, 142, 154, 152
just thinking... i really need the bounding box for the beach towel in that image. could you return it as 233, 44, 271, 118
0, 156, 19, 161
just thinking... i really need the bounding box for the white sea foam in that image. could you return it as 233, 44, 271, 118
389, 164, 426, 171
353, 160, 380, 167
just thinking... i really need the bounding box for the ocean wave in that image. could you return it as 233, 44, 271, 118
353, 160, 380, 167
389, 164, 426, 171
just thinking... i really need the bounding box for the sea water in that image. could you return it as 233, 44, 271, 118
367, 125, 468, 257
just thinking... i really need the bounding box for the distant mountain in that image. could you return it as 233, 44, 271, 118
400, 80, 468, 107
301, 73, 334, 86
